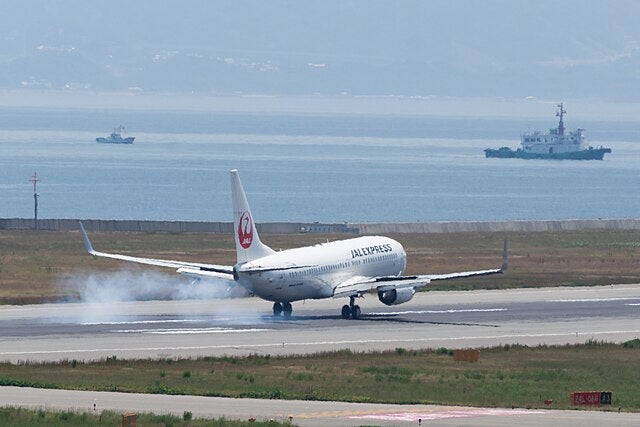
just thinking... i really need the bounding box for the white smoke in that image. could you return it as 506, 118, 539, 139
64, 269, 246, 303
58, 269, 259, 325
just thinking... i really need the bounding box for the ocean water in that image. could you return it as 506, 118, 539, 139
0, 107, 639, 223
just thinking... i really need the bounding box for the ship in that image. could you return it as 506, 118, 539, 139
484, 103, 611, 160
96, 126, 135, 144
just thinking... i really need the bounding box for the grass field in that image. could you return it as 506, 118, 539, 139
1, 341, 639, 412
1, 229, 640, 304
0, 407, 292, 427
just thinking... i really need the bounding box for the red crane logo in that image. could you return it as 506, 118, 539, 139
238, 211, 254, 249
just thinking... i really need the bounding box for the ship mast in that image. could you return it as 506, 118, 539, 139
556, 102, 566, 136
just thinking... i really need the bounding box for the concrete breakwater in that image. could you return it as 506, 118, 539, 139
353, 219, 640, 234
2, 218, 640, 234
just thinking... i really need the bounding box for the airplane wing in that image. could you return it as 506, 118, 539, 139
79, 222, 235, 280
333, 240, 508, 298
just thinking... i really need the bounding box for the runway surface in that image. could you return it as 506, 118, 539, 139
1, 284, 639, 426
0, 284, 639, 363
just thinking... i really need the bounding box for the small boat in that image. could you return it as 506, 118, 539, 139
484, 104, 611, 160
96, 126, 135, 144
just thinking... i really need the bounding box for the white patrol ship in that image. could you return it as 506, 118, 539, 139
485, 103, 611, 160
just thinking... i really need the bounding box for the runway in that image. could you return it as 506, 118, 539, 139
1, 284, 639, 363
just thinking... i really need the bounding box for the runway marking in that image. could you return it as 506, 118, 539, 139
368, 308, 507, 315
627, 303, 640, 306
348, 408, 546, 422
3, 329, 640, 357
550, 297, 640, 303
111, 327, 269, 335
81, 319, 203, 326
293, 406, 545, 420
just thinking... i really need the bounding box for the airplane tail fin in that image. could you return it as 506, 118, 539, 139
230, 169, 275, 263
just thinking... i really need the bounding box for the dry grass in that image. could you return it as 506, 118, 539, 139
1, 229, 640, 304
0, 407, 291, 426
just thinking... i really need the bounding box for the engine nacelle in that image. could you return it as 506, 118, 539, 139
378, 287, 416, 306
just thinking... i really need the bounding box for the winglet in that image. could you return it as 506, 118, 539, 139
501, 239, 509, 272
79, 222, 96, 255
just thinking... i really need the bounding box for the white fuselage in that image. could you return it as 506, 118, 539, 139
235, 235, 406, 302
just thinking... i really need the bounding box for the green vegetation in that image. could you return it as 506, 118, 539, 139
1, 342, 639, 411
0, 407, 292, 426
2, 229, 640, 304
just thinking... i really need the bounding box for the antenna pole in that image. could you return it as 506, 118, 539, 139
556, 103, 566, 136
29, 172, 41, 230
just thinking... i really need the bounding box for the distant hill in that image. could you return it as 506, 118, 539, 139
1, 1, 639, 101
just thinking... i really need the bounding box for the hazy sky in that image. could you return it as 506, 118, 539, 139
1, 1, 639, 100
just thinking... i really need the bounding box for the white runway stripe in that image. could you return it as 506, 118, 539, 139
550, 297, 640, 303
368, 308, 507, 315
112, 327, 269, 334
81, 319, 202, 326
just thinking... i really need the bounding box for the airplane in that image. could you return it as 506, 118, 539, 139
80, 169, 508, 320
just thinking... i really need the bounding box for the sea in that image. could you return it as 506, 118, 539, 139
1, 106, 639, 223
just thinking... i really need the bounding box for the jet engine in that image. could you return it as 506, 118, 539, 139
378, 288, 415, 306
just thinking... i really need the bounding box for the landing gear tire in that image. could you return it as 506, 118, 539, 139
273, 302, 283, 317
341, 298, 362, 320
282, 302, 293, 319
341, 305, 351, 319
351, 305, 361, 320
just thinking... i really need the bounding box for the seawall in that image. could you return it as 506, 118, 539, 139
352, 219, 640, 234
2, 218, 640, 234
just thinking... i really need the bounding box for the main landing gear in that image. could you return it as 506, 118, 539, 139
341, 295, 361, 320
273, 302, 293, 319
